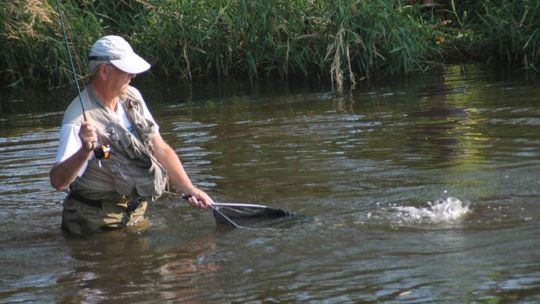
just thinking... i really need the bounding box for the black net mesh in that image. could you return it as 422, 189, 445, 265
212, 203, 290, 227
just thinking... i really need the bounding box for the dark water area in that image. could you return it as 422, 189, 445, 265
1, 65, 540, 303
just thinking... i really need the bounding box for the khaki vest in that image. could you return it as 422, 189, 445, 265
66, 86, 168, 202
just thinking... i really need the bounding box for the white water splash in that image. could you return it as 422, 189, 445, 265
391, 197, 470, 226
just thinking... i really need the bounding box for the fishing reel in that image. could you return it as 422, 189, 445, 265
93, 143, 111, 160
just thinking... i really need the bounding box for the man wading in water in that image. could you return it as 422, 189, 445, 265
50, 35, 213, 235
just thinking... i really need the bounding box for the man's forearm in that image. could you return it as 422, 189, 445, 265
50, 147, 91, 191
154, 143, 195, 193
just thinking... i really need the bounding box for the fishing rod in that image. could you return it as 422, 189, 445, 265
55, 0, 110, 160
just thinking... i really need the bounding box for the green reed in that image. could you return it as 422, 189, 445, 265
134, 0, 440, 92
2, 0, 540, 90
0, 0, 103, 87
475, 0, 540, 71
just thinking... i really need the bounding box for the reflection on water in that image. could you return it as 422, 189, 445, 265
55, 231, 221, 303
1, 65, 540, 303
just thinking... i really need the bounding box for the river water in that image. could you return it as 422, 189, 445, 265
1, 66, 539, 303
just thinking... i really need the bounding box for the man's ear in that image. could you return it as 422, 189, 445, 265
95, 64, 109, 79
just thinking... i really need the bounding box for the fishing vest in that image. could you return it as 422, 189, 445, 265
65, 85, 168, 203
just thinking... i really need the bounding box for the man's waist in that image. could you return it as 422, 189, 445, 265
67, 192, 105, 209
67, 192, 139, 209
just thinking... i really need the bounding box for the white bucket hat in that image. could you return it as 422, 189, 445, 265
89, 35, 150, 74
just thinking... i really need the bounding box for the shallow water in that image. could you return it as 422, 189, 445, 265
1, 66, 540, 303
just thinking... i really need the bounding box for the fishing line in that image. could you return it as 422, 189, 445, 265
55, 0, 86, 119
55, 0, 110, 160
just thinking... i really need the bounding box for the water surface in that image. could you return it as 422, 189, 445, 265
1, 66, 540, 303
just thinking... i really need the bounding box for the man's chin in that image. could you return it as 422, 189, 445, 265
120, 86, 130, 97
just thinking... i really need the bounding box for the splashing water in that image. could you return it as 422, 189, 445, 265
391, 197, 471, 226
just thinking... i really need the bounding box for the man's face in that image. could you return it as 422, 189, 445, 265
105, 64, 135, 97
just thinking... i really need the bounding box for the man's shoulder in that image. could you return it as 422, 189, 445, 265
62, 95, 86, 125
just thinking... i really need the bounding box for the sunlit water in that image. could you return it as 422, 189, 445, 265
1, 66, 540, 303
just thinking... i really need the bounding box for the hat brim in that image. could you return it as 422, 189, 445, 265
110, 53, 150, 74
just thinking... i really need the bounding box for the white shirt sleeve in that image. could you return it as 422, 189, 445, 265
55, 123, 81, 163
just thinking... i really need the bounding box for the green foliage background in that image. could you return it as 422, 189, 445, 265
2, 0, 540, 90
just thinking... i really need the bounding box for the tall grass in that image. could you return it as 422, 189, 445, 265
475, 0, 540, 71
136, 0, 320, 80
321, 0, 439, 90
0, 0, 103, 87
136, 0, 439, 91
1, 0, 540, 90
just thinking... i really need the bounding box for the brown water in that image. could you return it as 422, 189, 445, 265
1, 66, 540, 303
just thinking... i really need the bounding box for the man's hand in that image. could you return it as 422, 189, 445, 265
50, 121, 97, 191
184, 188, 214, 209
79, 121, 97, 152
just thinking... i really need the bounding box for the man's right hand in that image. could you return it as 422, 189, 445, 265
79, 121, 97, 152
51, 122, 97, 191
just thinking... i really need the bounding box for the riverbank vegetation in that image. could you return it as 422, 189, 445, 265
2, 0, 540, 91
